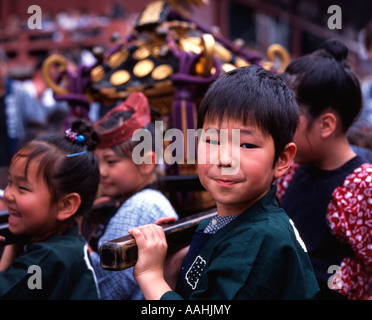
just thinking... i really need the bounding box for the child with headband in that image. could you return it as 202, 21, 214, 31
88, 92, 178, 300
0, 120, 100, 299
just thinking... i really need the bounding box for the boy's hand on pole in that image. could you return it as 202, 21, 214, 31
128, 224, 171, 299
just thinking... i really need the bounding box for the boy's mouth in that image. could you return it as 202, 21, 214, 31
214, 179, 238, 187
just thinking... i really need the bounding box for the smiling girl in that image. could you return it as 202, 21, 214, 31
0, 120, 100, 299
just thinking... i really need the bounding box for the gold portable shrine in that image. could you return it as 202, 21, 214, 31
43, 0, 290, 114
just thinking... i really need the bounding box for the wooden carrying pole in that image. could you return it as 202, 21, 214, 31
100, 208, 217, 271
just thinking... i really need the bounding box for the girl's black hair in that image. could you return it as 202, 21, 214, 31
13, 120, 100, 220
283, 39, 362, 132
197, 65, 299, 164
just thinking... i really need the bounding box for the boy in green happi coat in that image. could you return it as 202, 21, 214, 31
129, 66, 320, 300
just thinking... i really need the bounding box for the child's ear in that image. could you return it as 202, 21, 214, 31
138, 151, 156, 175
319, 112, 337, 138
274, 142, 297, 179
57, 193, 81, 221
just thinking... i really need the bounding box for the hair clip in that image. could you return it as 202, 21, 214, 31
66, 151, 87, 158
65, 129, 85, 143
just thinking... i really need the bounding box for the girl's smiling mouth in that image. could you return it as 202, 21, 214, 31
8, 209, 22, 224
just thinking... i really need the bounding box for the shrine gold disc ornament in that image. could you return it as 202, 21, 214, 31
110, 70, 131, 86
133, 47, 151, 60
133, 59, 155, 78
109, 49, 129, 68
152, 64, 173, 80
91, 66, 105, 82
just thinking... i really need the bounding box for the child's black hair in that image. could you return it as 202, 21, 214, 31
283, 39, 362, 132
197, 65, 299, 164
12, 120, 100, 220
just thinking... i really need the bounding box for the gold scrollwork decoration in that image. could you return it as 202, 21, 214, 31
266, 44, 290, 73
195, 33, 215, 76
42, 54, 69, 95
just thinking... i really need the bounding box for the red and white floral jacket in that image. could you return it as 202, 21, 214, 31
277, 162, 372, 300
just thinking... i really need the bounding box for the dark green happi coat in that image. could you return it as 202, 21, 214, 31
162, 186, 320, 300
0, 224, 99, 299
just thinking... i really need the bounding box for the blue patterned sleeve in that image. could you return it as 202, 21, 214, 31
90, 189, 178, 300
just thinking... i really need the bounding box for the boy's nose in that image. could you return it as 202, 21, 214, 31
218, 153, 240, 169
218, 151, 232, 167
217, 129, 240, 167
217, 140, 240, 175
218, 139, 240, 166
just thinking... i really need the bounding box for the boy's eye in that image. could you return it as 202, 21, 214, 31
241, 143, 257, 149
206, 139, 219, 145
18, 186, 29, 192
